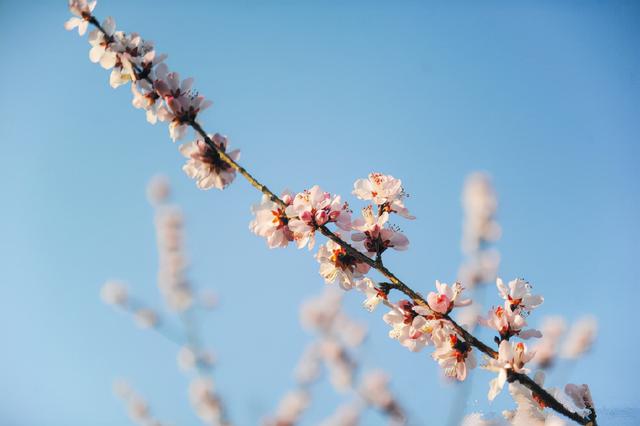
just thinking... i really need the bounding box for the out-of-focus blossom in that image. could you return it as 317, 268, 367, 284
458, 249, 500, 289
146, 175, 171, 205
461, 172, 500, 253
250, 192, 294, 248
352, 173, 415, 219
113, 380, 167, 426
316, 238, 370, 290
101, 280, 128, 305
532, 316, 567, 368
319, 403, 361, 426
265, 390, 310, 426
154, 206, 193, 311
179, 133, 239, 190
189, 377, 225, 425
461, 413, 506, 426
561, 316, 597, 360
134, 308, 158, 329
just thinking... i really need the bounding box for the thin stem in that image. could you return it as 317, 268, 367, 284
82, 15, 595, 425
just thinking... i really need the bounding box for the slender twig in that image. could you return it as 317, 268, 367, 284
80, 16, 596, 425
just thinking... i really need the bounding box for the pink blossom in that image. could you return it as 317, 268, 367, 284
316, 239, 370, 290
87, 17, 117, 69
285, 186, 351, 249
351, 206, 409, 255
426, 280, 471, 315
249, 192, 294, 248
496, 277, 543, 312
179, 133, 239, 190
352, 172, 414, 219
431, 328, 476, 381
481, 302, 542, 341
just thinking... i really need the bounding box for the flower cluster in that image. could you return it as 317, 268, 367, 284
69, 2, 598, 424
65, 0, 238, 191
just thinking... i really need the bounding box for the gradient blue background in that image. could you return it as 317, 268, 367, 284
0, 0, 638, 424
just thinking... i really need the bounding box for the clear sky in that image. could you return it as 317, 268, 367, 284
0, 0, 639, 425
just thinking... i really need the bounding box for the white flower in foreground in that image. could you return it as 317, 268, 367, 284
285, 185, 352, 249
427, 280, 471, 315
383, 301, 440, 352
481, 302, 542, 341
316, 239, 370, 290
503, 372, 569, 426
132, 79, 162, 124
353, 172, 415, 219
249, 192, 294, 248
179, 133, 239, 190
87, 17, 118, 69
100, 280, 127, 305
351, 206, 409, 255
561, 316, 597, 360
496, 277, 543, 312
431, 328, 476, 381
355, 277, 386, 312
484, 341, 535, 401
64, 0, 96, 36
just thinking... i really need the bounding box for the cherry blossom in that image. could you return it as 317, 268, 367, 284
426, 280, 471, 315
482, 302, 542, 341
351, 206, 409, 255
503, 372, 567, 425
179, 133, 239, 190
355, 277, 387, 312
496, 278, 544, 313
87, 17, 117, 69
485, 341, 535, 401
249, 192, 294, 248
352, 172, 415, 219
431, 328, 476, 381
64, 0, 96, 36
316, 238, 370, 290
285, 185, 352, 249
564, 384, 594, 414
383, 300, 439, 352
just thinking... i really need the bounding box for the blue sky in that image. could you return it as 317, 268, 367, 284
0, 0, 638, 424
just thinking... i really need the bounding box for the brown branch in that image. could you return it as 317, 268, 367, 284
80, 14, 596, 426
